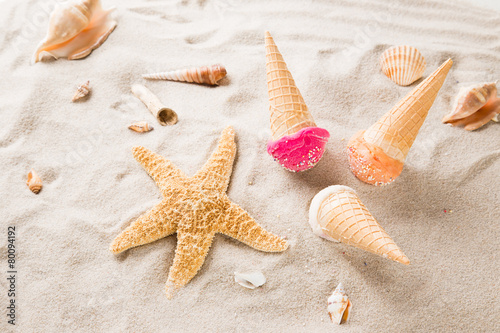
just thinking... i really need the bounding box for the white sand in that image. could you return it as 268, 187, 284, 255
1, 0, 499, 331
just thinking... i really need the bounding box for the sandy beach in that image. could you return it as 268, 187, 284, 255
0, 0, 499, 331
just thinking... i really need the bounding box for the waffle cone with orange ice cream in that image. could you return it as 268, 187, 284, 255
347, 58, 453, 185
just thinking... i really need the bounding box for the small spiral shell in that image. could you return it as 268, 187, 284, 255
327, 283, 351, 325
27, 169, 42, 194
128, 121, 154, 133
143, 65, 227, 85
72, 80, 90, 102
380, 46, 426, 86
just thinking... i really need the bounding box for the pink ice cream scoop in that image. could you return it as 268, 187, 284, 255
264, 31, 329, 172
267, 127, 330, 172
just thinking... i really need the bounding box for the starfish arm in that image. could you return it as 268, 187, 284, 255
192, 127, 237, 192
132, 146, 188, 195
110, 201, 178, 254
218, 201, 288, 252
165, 229, 216, 299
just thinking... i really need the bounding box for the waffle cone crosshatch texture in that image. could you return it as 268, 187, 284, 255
4, 0, 499, 331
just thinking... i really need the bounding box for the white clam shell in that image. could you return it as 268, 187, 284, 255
380, 45, 426, 86
327, 283, 351, 325
234, 271, 266, 289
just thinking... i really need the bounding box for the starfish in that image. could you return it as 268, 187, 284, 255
110, 127, 288, 298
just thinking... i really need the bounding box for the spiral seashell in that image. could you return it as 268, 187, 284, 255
72, 80, 90, 102
143, 65, 227, 86
442, 82, 500, 130
128, 121, 154, 133
380, 46, 426, 86
327, 283, 351, 325
32, 0, 117, 63
27, 169, 42, 194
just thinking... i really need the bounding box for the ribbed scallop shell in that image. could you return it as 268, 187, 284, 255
380, 46, 426, 86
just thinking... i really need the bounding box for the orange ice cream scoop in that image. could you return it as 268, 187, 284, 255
347, 130, 404, 186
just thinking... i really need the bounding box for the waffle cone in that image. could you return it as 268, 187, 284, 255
265, 31, 316, 141
310, 186, 409, 264
364, 58, 453, 162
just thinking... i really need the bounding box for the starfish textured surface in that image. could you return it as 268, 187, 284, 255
110, 126, 288, 298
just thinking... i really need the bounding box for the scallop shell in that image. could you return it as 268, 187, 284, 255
143, 65, 227, 86
32, 0, 117, 63
442, 82, 500, 130
234, 271, 266, 289
27, 169, 42, 194
128, 121, 154, 133
380, 46, 426, 86
72, 80, 90, 102
327, 283, 351, 325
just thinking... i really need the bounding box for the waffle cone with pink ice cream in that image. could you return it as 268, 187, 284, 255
347, 58, 453, 185
265, 31, 330, 172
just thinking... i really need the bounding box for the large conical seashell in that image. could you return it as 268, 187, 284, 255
380, 46, 426, 86
143, 65, 227, 86
327, 283, 352, 325
309, 186, 410, 264
27, 169, 42, 194
264, 31, 330, 172
32, 0, 117, 64
442, 82, 500, 131
348, 59, 452, 185
72, 80, 90, 102
128, 121, 154, 133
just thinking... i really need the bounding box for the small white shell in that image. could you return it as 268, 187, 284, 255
380, 45, 426, 86
492, 114, 499, 122
327, 283, 351, 325
234, 271, 266, 289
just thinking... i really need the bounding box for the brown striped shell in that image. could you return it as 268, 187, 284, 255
143, 65, 227, 86
380, 46, 426, 86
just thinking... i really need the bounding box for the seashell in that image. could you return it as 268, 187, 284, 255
380, 45, 426, 86
492, 114, 499, 122
234, 271, 266, 289
327, 283, 351, 325
131, 84, 178, 126
143, 65, 227, 86
442, 82, 500, 131
27, 169, 42, 194
128, 121, 154, 133
32, 0, 117, 64
72, 80, 90, 102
